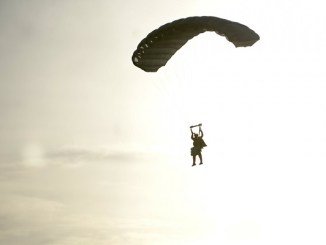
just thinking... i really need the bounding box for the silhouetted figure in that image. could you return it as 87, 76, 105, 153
190, 124, 207, 167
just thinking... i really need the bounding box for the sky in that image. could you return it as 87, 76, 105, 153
1, 0, 326, 244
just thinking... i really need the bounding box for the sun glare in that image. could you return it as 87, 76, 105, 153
153, 32, 236, 123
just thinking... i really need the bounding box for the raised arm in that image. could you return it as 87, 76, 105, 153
199, 127, 204, 137
190, 127, 195, 139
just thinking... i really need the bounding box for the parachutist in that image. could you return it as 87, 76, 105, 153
190, 125, 207, 166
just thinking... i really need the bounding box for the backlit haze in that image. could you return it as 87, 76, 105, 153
1, 0, 326, 244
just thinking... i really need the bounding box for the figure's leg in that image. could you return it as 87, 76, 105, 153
192, 155, 196, 166
198, 152, 203, 165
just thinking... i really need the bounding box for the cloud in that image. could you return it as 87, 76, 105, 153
0, 192, 195, 245
0, 144, 164, 175
0, 144, 195, 245
45, 146, 150, 166
0, 194, 64, 245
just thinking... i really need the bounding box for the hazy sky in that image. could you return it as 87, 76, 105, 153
1, 0, 326, 244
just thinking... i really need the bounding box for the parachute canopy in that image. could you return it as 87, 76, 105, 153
132, 16, 260, 72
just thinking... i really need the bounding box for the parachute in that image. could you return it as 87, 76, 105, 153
132, 16, 260, 72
